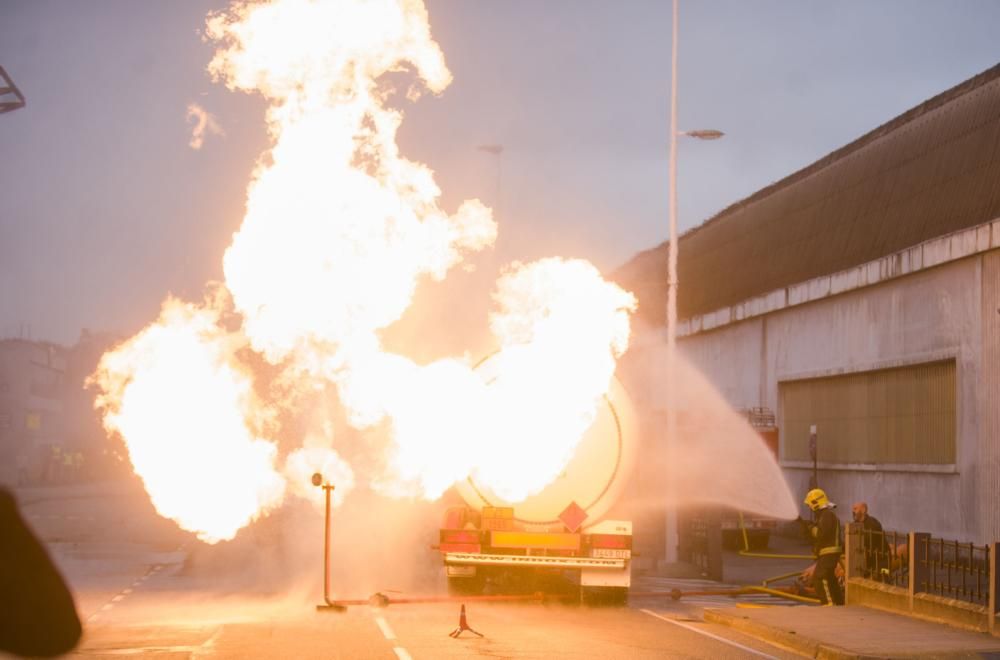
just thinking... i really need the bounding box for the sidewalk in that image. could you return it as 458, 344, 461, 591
705, 605, 1000, 659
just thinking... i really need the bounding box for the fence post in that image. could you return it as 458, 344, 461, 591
676, 509, 690, 563
909, 532, 930, 612
990, 542, 999, 635
845, 522, 865, 606
845, 523, 863, 578
705, 507, 723, 582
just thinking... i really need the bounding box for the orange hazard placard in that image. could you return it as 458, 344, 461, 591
489, 531, 581, 551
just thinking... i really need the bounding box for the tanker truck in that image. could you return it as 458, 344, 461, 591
435, 371, 638, 602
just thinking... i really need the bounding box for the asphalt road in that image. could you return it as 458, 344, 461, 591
11, 482, 804, 660
73, 588, 800, 659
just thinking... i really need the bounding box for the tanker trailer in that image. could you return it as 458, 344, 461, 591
435, 367, 638, 602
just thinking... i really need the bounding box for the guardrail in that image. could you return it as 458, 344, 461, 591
846, 524, 1000, 634
678, 508, 722, 581
914, 534, 991, 607
855, 527, 910, 589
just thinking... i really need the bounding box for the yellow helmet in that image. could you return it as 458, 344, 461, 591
804, 488, 830, 511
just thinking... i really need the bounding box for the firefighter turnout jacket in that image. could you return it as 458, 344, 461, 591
811, 507, 842, 557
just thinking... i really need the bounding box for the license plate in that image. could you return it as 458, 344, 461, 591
447, 565, 476, 577
591, 549, 631, 559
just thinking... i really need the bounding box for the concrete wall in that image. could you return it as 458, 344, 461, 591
676, 255, 994, 542
981, 251, 1000, 543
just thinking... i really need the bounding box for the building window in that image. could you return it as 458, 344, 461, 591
780, 359, 956, 466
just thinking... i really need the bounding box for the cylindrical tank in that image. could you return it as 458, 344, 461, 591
453, 366, 638, 528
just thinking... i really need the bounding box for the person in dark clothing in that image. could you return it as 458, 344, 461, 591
0, 487, 82, 657
804, 488, 844, 606
852, 501, 888, 580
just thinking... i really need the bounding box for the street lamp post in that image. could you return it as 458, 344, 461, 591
664, 0, 724, 565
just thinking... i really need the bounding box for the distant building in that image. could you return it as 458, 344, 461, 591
616, 64, 1000, 545
63, 329, 122, 458
0, 330, 122, 486
0, 339, 68, 485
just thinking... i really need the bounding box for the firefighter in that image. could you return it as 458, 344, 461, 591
72, 452, 84, 482
47, 446, 61, 483
61, 450, 74, 483
804, 488, 844, 606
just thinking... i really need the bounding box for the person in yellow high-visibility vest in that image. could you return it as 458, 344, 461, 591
61, 451, 74, 483
47, 446, 61, 483
71, 452, 84, 482
804, 488, 844, 605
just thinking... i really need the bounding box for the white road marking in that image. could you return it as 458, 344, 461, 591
392, 647, 413, 660
375, 615, 396, 640
640, 608, 778, 659
191, 628, 223, 658
86, 566, 162, 624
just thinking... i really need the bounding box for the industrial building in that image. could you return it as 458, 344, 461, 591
616, 63, 1000, 545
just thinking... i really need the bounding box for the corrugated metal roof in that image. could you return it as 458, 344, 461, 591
615, 63, 1000, 325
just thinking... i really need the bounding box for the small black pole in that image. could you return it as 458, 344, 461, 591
314, 474, 345, 612
809, 425, 818, 490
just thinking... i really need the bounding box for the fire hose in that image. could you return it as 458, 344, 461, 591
325, 592, 571, 609
631, 585, 819, 605
318, 585, 818, 610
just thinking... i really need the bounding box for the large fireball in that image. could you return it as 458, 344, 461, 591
92, 0, 636, 543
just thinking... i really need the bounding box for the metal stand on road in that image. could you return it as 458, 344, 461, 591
448, 604, 484, 638
313, 473, 346, 613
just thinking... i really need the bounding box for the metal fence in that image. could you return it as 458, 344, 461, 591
849, 526, 997, 609
857, 527, 910, 589
914, 534, 991, 607
678, 509, 722, 581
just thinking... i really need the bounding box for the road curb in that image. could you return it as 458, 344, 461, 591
703, 607, 908, 659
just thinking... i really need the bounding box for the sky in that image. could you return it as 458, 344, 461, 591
2, 0, 999, 346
